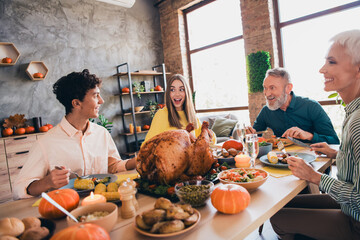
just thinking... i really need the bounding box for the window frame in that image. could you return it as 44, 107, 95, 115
183, 0, 248, 113
273, 0, 360, 106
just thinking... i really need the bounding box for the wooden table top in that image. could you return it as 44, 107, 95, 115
0, 146, 334, 239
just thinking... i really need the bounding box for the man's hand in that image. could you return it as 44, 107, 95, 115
245, 126, 256, 134
310, 142, 338, 159
125, 157, 136, 170
287, 156, 321, 185
45, 167, 70, 189
27, 167, 70, 196
282, 127, 313, 141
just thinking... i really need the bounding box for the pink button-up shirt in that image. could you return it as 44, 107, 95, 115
13, 117, 128, 199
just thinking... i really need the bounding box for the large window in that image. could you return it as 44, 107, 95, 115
184, 0, 247, 112
277, 0, 360, 101
276, 0, 360, 136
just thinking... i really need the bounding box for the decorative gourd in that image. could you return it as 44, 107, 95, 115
211, 184, 250, 214
222, 139, 243, 151
50, 223, 110, 240
39, 189, 79, 219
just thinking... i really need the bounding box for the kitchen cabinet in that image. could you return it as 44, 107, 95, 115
0, 133, 44, 203
114, 63, 168, 156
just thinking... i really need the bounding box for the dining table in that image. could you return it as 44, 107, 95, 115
0, 145, 336, 239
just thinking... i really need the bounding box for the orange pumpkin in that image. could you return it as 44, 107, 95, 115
25, 126, 35, 134
15, 127, 26, 135
33, 72, 44, 78
39, 125, 49, 132
211, 184, 250, 214
2, 128, 13, 137
222, 139, 243, 151
2, 57, 12, 63
39, 189, 79, 219
50, 223, 110, 240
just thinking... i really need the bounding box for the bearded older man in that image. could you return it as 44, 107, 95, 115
247, 67, 339, 144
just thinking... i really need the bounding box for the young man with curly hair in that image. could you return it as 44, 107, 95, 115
13, 69, 135, 199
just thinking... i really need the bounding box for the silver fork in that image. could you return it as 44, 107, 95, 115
55, 166, 81, 179
277, 140, 289, 157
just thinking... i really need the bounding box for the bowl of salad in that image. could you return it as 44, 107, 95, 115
218, 168, 269, 192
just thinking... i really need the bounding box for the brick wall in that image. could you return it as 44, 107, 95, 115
157, 0, 277, 126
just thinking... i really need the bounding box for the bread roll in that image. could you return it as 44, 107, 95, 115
0, 236, 19, 240
0, 218, 25, 237
20, 227, 49, 240
21, 217, 41, 230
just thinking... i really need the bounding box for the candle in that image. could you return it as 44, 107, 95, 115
234, 154, 251, 168
136, 126, 141, 132
81, 191, 106, 206
129, 124, 134, 133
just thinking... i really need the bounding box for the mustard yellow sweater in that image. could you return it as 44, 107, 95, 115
144, 107, 202, 143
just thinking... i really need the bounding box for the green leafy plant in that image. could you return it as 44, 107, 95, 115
132, 82, 145, 99
90, 114, 113, 133
328, 92, 346, 107
246, 51, 271, 93
146, 100, 158, 118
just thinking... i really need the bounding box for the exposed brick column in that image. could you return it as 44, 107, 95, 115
240, 0, 278, 127
157, 0, 202, 80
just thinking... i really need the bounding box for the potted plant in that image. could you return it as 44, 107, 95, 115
132, 82, 145, 99
146, 100, 158, 118
90, 114, 113, 133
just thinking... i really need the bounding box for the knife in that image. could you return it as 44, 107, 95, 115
287, 137, 311, 148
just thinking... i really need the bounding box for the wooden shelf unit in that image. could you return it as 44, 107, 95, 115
115, 63, 167, 154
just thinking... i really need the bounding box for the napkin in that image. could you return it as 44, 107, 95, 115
283, 145, 306, 151
32, 198, 42, 207
115, 173, 140, 185
261, 166, 292, 178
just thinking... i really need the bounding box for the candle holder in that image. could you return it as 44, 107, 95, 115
81, 192, 106, 206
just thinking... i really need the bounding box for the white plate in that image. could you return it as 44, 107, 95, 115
134, 209, 201, 237
60, 174, 117, 195
259, 152, 316, 168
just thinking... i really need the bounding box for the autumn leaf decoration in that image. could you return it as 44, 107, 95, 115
3, 114, 27, 128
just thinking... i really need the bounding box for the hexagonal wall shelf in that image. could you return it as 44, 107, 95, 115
0, 42, 21, 66
26, 61, 49, 81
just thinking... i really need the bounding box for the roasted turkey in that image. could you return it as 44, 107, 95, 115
136, 121, 216, 184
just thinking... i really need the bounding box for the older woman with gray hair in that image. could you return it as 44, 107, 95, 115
271, 29, 360, 240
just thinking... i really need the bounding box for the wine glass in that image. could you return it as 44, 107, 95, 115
236, 123, 246, 148
245, 134, 259, 168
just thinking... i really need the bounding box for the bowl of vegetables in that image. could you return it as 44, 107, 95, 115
175, 180, 214, 207
218, 168, 269, 192
258, 142, 273, 158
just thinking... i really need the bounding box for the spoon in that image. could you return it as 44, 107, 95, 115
55, 166, 81, 179
41, 192, 79, 223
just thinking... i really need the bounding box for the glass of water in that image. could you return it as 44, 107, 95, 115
236, 123, 246, 146
245, 134, 259, 168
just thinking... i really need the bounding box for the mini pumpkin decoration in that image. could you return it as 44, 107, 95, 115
50, 223, 110, 240
211, 184, 250, 214
222, 139, 243, 151
39, 189, 79, 219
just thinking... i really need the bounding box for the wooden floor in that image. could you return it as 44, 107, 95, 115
244, 220, 278, 240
